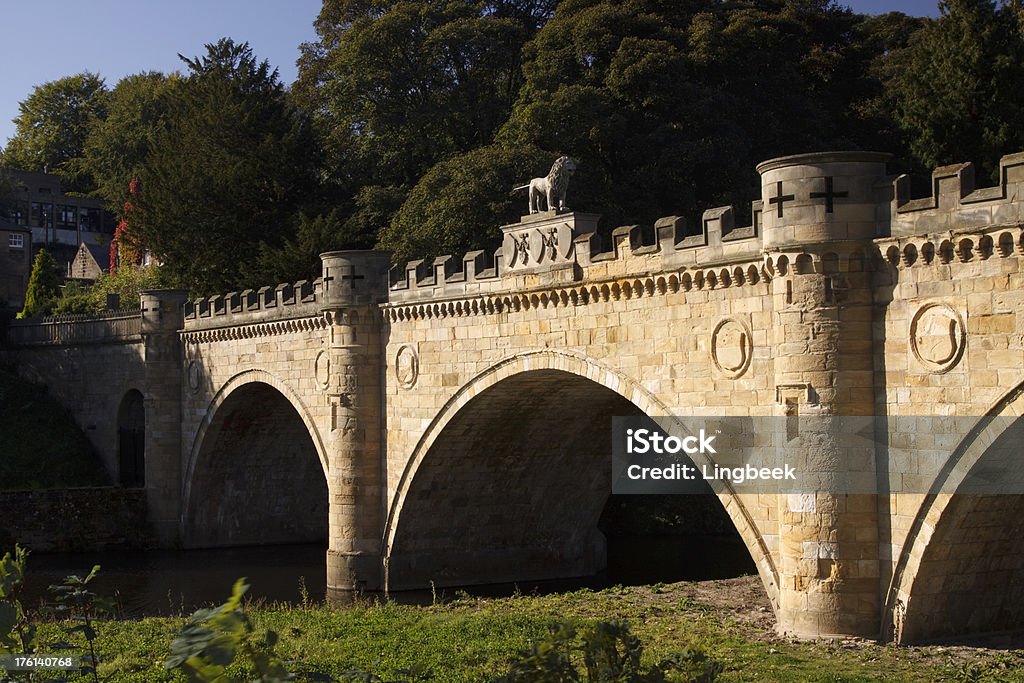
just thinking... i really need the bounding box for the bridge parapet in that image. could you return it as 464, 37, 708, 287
182, 278, 325, 330
387, 200, 766, 304
6, 308, 142, 347
891, 151, 1024, 237
384, 150, 1024, 312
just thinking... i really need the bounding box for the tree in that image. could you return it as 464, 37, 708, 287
19, 249, 60, 318
0, 73, 108, 192
78, 72, 178, 211
380, 144, 550, 264
247, 209, 371, 285
883, 0, 1024, 180
0, 170, 25, 221
294, 0, 555, 234
136, 39, 318, 294
372, 0, 909, 264
389, 0, 887, 242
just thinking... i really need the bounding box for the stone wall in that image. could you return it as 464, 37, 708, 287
3, 309, 146, 478
0, 487, 149, 553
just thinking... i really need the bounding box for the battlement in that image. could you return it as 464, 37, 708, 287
6, 149, 1024, 341
890, 151, 1024, 236
182, 278, 324, 330
386, 199, 766, 304
384, 150, 1024, 308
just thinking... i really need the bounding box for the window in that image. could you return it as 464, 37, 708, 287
57, 204, 77, 230
8, 233, 24, 249
30, 202, 53, 228
6, 201, 27, 225
80, 208, 102, 232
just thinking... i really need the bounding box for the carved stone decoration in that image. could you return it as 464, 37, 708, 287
910, 303, 966, 373
540, 227, 558, 261
186, 360, 202, 393
395, 344, 419, 389
711, 317, 753, 378
512, 156, 577, 214
315, 349, 331, 390
340, 364, 358, 393
511, 232, 531, 267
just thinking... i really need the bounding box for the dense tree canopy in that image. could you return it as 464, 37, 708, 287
380, 143, 550, 263
882, 0, 1024, 181
80, 72, 179, 211
294, 0, 555, 238
0, 73, 109, 192
5, 0, 1024, 299
135, 39, 318, 294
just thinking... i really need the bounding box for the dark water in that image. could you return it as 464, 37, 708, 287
20, 535, 755, 617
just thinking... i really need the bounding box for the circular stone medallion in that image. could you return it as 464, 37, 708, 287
395, 344, 419, 389
186, 360, 202, 393
711, 318, 753, 378
315, 350, 331, 390
910, 303, 966, 373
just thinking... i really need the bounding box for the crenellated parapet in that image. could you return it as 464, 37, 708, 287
386, 201, 766, 307
891, 152, 1024, 236
182, 278, 324, 331
382, 149, 1024, 321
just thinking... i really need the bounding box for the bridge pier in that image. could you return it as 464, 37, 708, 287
319, 251, 392, 599
761, 152, 887, 638
140, 289, 189, 546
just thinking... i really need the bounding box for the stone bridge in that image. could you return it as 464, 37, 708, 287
6, 151, 1024, 644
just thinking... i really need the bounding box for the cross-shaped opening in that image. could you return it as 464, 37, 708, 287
768, 181, 795, 218
810, 177, 848, 213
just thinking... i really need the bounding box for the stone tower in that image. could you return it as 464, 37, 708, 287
319, 251, 392, 599
760, 152, 889, 637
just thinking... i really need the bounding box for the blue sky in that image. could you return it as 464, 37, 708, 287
0, 1, 941, 150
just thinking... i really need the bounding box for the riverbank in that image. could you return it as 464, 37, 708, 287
28, 576, 1024, 682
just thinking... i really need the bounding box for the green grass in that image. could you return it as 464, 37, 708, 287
0, 366, 110, 489
23, 583, 1024, 682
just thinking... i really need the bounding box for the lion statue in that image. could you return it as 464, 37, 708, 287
513, 156, 577, 214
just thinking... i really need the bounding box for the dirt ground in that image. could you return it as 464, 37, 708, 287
664, 575, 1024, 673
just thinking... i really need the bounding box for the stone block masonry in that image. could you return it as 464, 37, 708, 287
0, 488, 149, 552
7, 150, 1024, 643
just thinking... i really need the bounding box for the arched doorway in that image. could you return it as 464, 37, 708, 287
385, 366, 763, 596
184, 381, 328, 548
117, 390, 146, 488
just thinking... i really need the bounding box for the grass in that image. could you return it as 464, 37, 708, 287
0, 366, 110, 489
22, 581, 1024, 682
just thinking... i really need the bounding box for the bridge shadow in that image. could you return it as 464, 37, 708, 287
384, 368, 760, 601
183, 381, 328, 549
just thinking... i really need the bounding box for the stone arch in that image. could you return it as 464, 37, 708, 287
383, 351, 780, 609
183, 369, 329, 548
887, 382, 1024, 642
117, 389, 146, 488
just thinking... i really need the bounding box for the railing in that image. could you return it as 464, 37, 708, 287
6, 308, 142, 347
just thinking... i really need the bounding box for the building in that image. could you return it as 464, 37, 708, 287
1, 169, 115, 248
0, 219, 31, 309
69, 242, 111, 281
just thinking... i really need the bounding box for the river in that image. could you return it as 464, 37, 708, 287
19, 534, 754, 617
